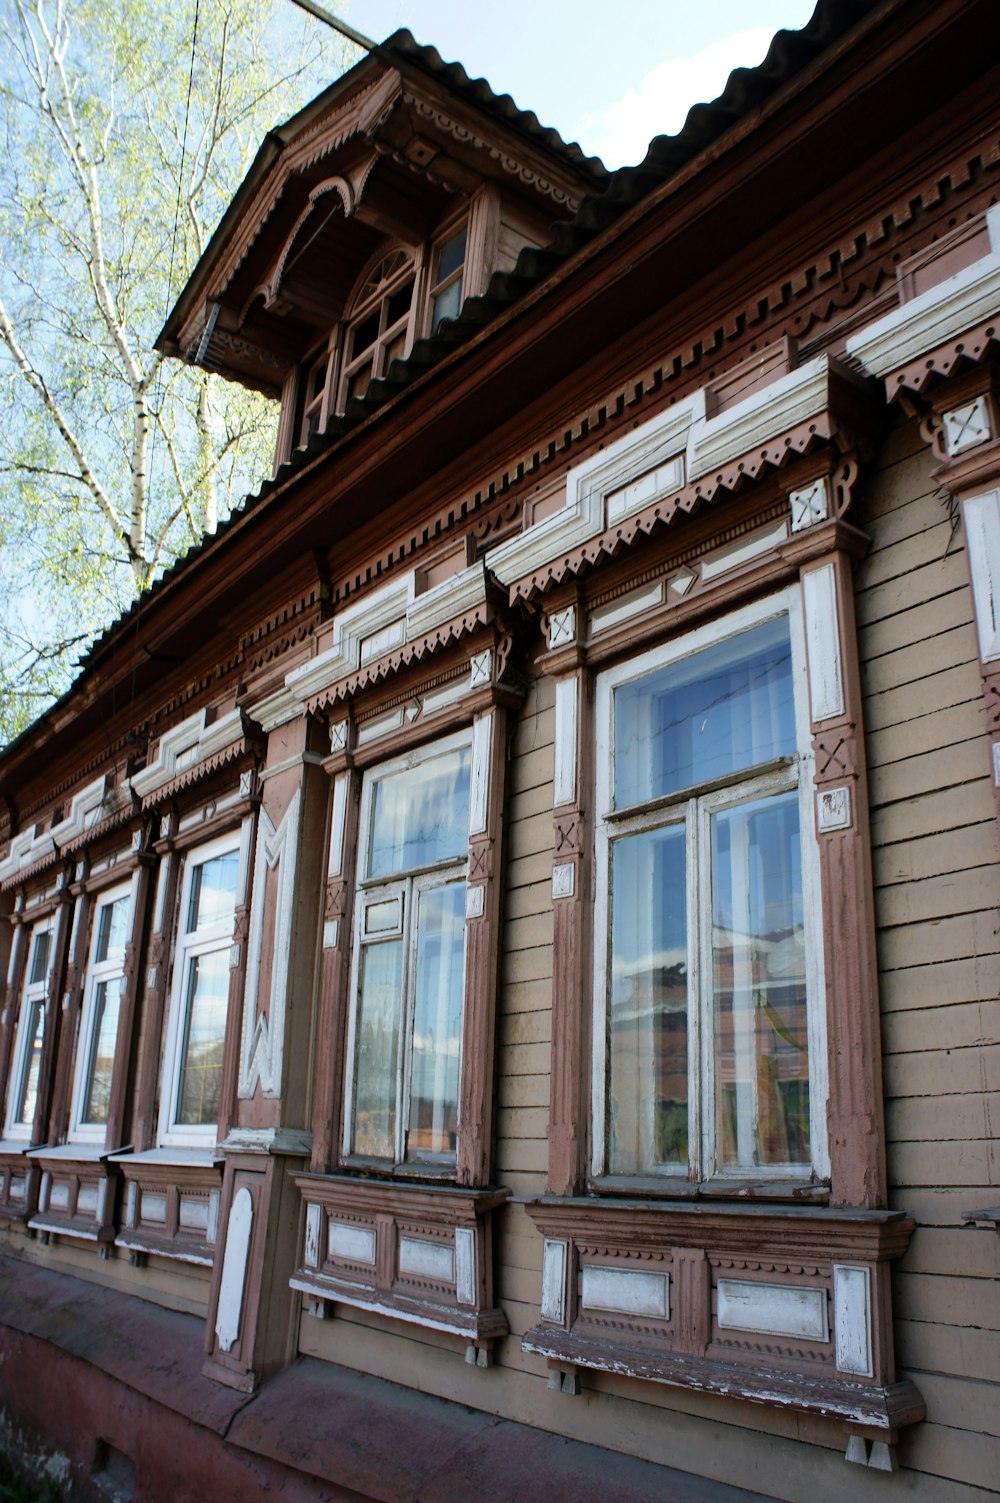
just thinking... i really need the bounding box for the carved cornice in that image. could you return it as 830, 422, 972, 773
0, 775, 138, 890
131, 708, 260, 807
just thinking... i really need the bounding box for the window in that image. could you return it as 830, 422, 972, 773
68, 883, 131, 1142
593, 591, 826, 1185
429, 224, 467, 334
340, 249, 415, 406
299, 347, 330, 446
158, 835, 240, 1147
344, 734, 471, 1169
4, 919, 55, 1140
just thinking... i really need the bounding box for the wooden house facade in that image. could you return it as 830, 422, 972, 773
0, 2, 997, 1498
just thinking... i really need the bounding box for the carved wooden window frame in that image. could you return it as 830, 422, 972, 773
66, 877, 133, 1145
156, 825, 248, 1151
3, 913, 57, 1141
590, 586, 829, 1192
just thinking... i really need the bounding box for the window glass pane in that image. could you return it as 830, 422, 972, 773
406, 882, 465, 1162
711, 790, 809, 1171
96, 895, 129, 964
386, 278, 414, 326
608, 825, 688, 1174
347, 361, 372, 403
431, 276, 464, 332
350, 309, 380, 358
175, 949, 230, 1126
368, 746, 471, 879
352, 940, 403, 1159
382, 328, 407, 371
29, 930, 51, 986
436, 226, 466, 282
82, 979, 120, 1126
614, 616, 795, 809
187, 850, 238, 933
15, 1001, 44, 1126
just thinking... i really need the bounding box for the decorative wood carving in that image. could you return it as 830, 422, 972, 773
523, 1198, 923, 1437
292, 1174, 508, 1349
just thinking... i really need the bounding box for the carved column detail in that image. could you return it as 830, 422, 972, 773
133, 848, 180, 1151
311, 763, 361, 1174
799, 545, 886, 1208
547, 662, 593, 1197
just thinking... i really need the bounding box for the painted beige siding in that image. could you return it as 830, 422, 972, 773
858, 417, 1000, 1499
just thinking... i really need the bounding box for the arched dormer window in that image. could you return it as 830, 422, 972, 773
340, 248, 416, 406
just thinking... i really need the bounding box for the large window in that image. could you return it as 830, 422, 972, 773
593, 592, 826, 1184
68, 883, 131, 1142
344, 735, 471, 1169
4, 918, 55, 1140
158, 835, 240, 1147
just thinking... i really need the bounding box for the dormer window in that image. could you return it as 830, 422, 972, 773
300, 347, 331, 446
341, 249, 415, 406
429, 224, 467, 333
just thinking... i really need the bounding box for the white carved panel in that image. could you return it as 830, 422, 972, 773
582, 1265, 669, 1319
328, 1221, 377, 1265
548, 606, 576, 649
398, 1235, 455, 1283
455, 1227, 476, 1305
541, 1238, 568, 1323
240, 790, 301, 1099
717, 1279, 828, 1341
554, 677, 578, 807
789, 478, 830, 531
469, 714, 492, 837
140, 1191, 167, 1224
215, 1187, 253, 1353
963, 489, 1000, 662
179, 1196, 209, 1232
801, 562, 845, 721
465, 885, 485, 920
304, 1203, 323, 1268
590, 581, 663, 635
944, 396, 991, 455
701, 519, 788, 581
816, 786, 852, 833
606, 454, 685, 524
834, 1263, 873, 1377
551, 863, 575, 900
77, 1185, 99, 1215
327, 774, 349, 880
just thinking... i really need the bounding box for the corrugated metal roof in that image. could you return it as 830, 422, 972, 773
4, 0, 881, 760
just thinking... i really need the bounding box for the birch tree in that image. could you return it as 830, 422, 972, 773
0, 0, 347, 744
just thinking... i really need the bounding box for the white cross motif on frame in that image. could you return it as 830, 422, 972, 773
548, 607, 576, 648
943, 396, 991, 457
789, 479, 830, 532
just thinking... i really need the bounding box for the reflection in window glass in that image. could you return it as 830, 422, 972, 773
81, 980, 118, 1125
176, 948, 230, 1126
368, 746, 471, 878
712, 791, 809, 1170
407, 882, 464, 1158
187, 850, 238, 932
609, 824, 688, 1174
614, 615, 795, 809
431, 226, 467, 333
28, 930, 51, 986
352, 941, 402, 1160
14, 1002, 44, 1127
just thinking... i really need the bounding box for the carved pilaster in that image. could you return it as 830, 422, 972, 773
798, 546, 886, 1208
547, 637, 594, 1197
132, 849, 181, 1151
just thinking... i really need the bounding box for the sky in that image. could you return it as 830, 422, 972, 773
340, 0, 818, 168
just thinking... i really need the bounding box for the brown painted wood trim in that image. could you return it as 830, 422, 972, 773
310, 766, 361, 1174
131, 850, 181, 1152
45, 888, 91, 1147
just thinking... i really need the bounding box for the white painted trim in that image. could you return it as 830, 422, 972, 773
240, 791, 301, 1099
455, 1226, 476, 1305
327, 775, 349, 882
581, 1265, 669, 1319
286, 574, 417, 704
328, 1219, 376, 1265
540, 1239, 568, 1323
551, 863, 575, 900
357, 707, 405, 746
399, 1234, 455, 1283
468, 714, 492, 837
67, 879, 133, 1144
490, 393, 704, 586
590, 582, 663, 636
406, 559, 490, 640
700, 519, 788, 581
553, 678, 578, 807
717, 1278, 828, 1341
801, 563, 845, 721
215, 1187, 253, 1352
687, 358, 832, 480
846, 238, 1000, 378
132, 709, 245, 799
834, 1263, 874, 1377
962, 489, 1000, 662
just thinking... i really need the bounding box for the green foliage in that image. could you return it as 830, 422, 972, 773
0, 0, 350, 747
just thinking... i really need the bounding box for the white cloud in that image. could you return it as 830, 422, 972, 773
581, 28, 780, 169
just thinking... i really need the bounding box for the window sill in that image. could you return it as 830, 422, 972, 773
291, 1173, 509, 1351
590, 1176, 830, 1203
113, 1150, 222, 1266
522, 1196, 924, 1437
0, 1147, 36, 1219
28, 1144, 118, 1242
